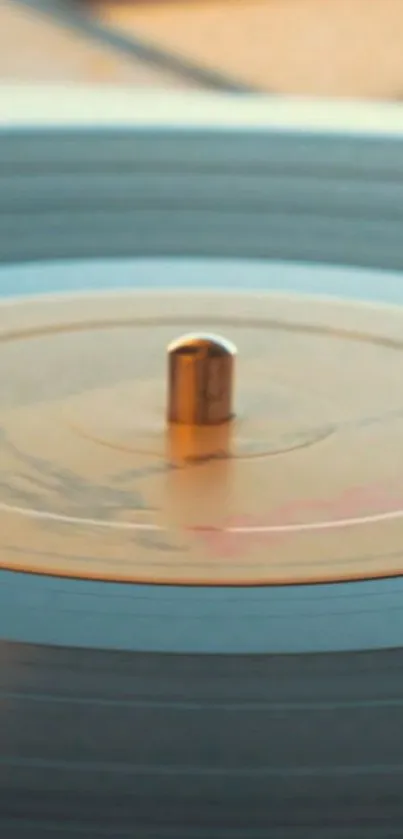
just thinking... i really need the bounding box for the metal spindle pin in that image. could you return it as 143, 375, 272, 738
167, 333, 236, 426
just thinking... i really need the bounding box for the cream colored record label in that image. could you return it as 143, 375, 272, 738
1, 291, 403, 585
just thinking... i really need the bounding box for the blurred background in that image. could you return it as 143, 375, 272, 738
2, 0, 403, 100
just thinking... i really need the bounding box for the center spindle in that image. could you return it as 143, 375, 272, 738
167, 333, 236, 426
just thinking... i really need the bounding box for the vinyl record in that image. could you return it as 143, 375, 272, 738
1, 92, 403, 838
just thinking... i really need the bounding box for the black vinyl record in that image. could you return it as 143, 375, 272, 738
1, 97, 403, 837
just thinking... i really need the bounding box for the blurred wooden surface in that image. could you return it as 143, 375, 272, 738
0, 0, 194, 86
92, 0, 403, 98
1, 0, 403, 97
